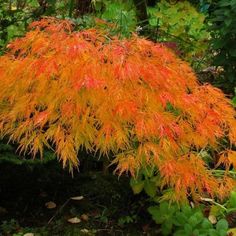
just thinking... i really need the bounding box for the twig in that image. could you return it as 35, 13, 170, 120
47, 198, 70, 224
200, 197, 227, 211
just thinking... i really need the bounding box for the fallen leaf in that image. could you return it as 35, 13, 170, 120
81, 214, 89, 221
45, 201, 56, 209
80, 229, 89, 233
208, 215, 217, 224
71, 196, 84, 201
67, 217, 81, 224
142, 224, 150, 232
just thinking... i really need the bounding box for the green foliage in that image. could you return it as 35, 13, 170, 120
93, 0, 137, 37
139, 168, 234, 235
0, 0, 90, 52
148, 202, 229, 236
232, 88, 236, 108
198, 0, 213, 13
189, 0, 216, 13
0, 219, 37, 236
148, 0, 210, 69
227, 191, 236, 211
43, 0, 80, 18
0, 219, 20, 235
211, 0, 236, 93
71, 15, 97, 31
148, 202, 178, 235
0, 0, 36, 51
0, 140, 56, 165
130, 166, 160, 198
232, 98, 236, 108
118, 215, 137, 226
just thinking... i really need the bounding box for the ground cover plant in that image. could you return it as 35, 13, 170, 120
148, 202, 229, 236
0, 17, 236, 204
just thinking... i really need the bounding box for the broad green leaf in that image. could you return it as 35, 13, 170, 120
184, 223, 193, 234
173, 212, 187, 226
144, 180, 156, 198
148, 206, 163, 224
216, 219, 228, 231
201, 218, 213, 229
161, 221, 173, 236
174, 230, 189, 236
188, 215, 198, 227
130, 178, 144, 194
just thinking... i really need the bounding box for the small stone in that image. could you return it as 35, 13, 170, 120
23, 233, 34, 236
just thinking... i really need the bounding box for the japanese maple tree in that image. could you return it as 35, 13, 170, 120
0, 18, 236, 201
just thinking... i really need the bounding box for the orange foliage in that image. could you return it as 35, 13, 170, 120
0, 18, 236, 201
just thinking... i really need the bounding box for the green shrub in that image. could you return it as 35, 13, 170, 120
148, 0, 210, 69
93, 0, 137, 37
0, 0, 34, 51
211, 0, 236, 94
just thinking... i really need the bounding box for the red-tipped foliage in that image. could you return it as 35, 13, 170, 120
0, 18, 236, 201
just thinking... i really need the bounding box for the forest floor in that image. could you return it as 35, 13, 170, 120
0, 159, 159, 236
